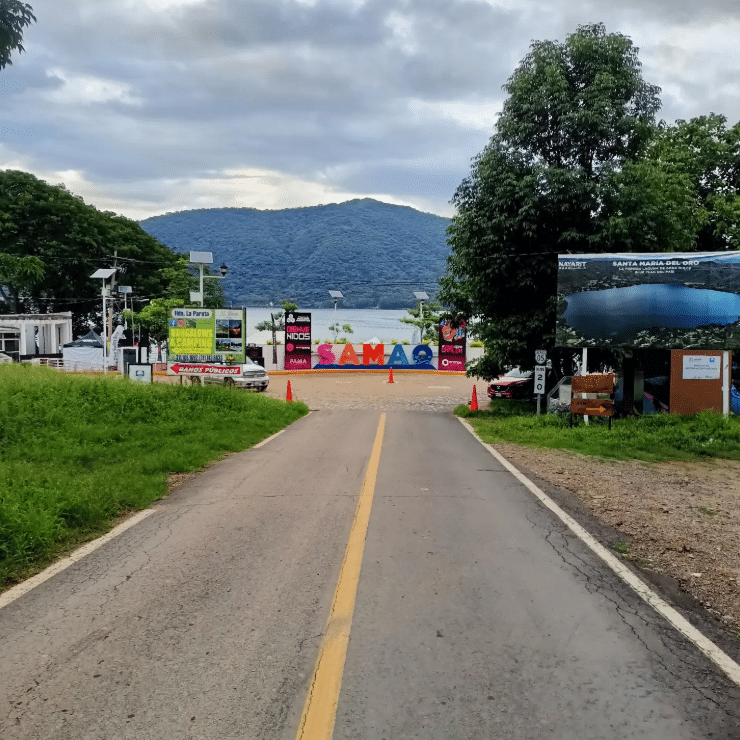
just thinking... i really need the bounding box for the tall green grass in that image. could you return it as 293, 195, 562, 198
457, 399, 740, 462
0, 365, 308, 587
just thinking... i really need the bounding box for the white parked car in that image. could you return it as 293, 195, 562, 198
199, 357, 269, 391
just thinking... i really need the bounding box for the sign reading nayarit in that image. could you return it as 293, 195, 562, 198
556, 252, 740, 349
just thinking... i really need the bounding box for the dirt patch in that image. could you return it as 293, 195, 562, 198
167, 471, 199, 490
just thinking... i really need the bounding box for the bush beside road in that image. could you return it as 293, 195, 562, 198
0, 364, 307, 589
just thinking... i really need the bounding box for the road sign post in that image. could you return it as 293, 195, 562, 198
534, 363, 546, 420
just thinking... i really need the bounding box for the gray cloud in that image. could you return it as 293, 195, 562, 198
2, 0, 739, 219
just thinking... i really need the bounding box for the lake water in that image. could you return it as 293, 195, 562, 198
563, 284, 740, 341
243, 308, 420, 343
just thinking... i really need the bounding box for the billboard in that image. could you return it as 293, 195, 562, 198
556, 252, 740, 349
168, 308, 245, 362
284, 311, 312, 370
438, 318, 467, 371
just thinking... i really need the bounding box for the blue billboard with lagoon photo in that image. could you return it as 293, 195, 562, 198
556, 252, 740, 349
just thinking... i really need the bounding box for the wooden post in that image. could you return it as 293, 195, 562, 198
582, 348, 589, 425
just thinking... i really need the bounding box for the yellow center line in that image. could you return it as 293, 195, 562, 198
295, 413, 386, 740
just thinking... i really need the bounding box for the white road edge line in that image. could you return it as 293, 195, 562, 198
458, 417, 740, 688
0, 509, 155, 610
251, 428, 287, 449
0, 427, 293, 610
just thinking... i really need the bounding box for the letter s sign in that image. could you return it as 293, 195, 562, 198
317, 344, 336, 365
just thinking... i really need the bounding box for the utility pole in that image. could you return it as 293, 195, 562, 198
108, 249, 118, 357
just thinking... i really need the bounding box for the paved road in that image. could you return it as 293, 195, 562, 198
1, 408, 739, 739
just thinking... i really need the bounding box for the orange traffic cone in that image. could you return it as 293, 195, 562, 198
388, 366, 395, 384
470, 385, 478, 411
286, 380, 294, 402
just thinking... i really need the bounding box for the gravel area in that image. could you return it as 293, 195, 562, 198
262, 370, 477, 410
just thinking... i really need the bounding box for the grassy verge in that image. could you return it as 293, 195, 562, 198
456, 399, 740, 462
0, 364, 308, 588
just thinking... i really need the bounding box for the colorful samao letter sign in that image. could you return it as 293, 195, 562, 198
284, 312, 312, 370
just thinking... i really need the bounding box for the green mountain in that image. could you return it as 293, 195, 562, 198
140, 199, 450, 308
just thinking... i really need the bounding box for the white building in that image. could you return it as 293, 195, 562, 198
0, 313, 73, 361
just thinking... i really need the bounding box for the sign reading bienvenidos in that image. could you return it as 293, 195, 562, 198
284, 311, 312, 370
556, 252, 740, 349
168, 308, 245, 363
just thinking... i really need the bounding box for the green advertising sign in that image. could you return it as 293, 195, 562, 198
168, 308, 245, 362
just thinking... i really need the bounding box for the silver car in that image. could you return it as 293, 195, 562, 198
200, 357, 269, 391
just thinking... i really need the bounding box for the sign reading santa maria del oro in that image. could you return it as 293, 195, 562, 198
556, 252, 740, 349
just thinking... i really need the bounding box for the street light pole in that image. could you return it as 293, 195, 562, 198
118, 286, 132, 329
329, 290, 343, 342
189, 252, 228, 307
102, 286, 107, 371
268, 302, 279, 366
413, 291, 429, 343
91, 268, 117, 374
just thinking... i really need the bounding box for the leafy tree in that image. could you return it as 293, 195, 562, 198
646, 114, 740, 251
497, 25, 660, 176
0, 0, 35, 70
125, 298, 181, 350
0, 253, 43, 310
0, 170, 188, 334
399, 299, 442, 343
254, 299, 297, 364
440, 23, 669, 380
328, 323, 353, 343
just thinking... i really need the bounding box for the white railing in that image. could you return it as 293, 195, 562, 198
31, 357, 107, 373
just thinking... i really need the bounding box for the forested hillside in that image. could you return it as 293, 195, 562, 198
140, 199, 450, 308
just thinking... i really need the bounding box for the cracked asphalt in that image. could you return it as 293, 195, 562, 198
1, 407, 739, 738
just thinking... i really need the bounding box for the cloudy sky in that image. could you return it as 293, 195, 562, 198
2, 0, 739, 220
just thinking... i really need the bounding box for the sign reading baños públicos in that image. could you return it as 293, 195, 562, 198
556, 252, 740, 349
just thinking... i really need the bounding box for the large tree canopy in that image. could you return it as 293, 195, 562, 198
439, 23, 707, 380
647, 114, 740, 252
498, 25, 660, 176
0, 0, 35, 70
0, 170, 193, 334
